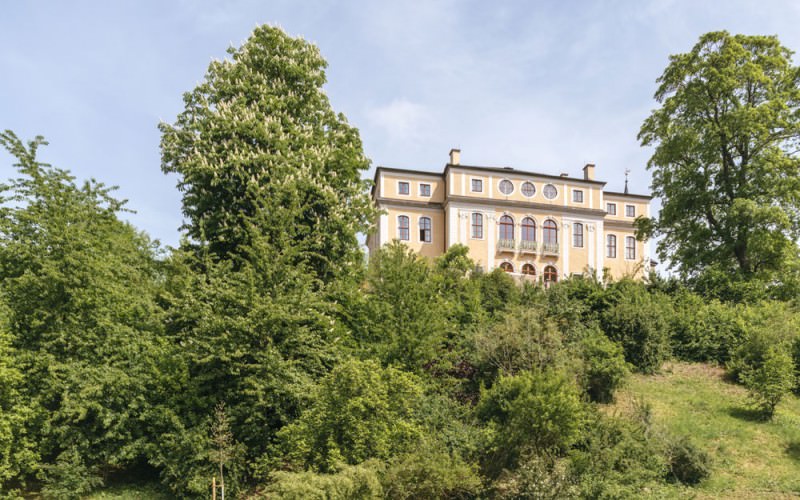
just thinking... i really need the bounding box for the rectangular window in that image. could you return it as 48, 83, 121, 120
398, 181, 410, 195
419, 183, 431, 197
398, 215, 410, 240
625, 236, 636, 259
573, 190, 584, 203
471, 213, 483, 239
573, 223, 584, 248
607, 203, 616, 215
419, 217, 432, 243
471, 179, 483, 192
625, 204, 636, 217
606, 234, 616, 258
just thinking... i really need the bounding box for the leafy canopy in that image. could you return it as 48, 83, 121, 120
639, 31, 800, 279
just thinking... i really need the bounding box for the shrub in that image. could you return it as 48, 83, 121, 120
262, 461, 384, 499
492, 452, 577, 499
579, 328, 630, 403
665, 436, 711, 485
741, 347, 795, 420
602, 288, 671, 373
381, 444, 482, 499
569, 412, 666, 498
477, 369, 586, 476
278, 359, 425, 471
474, 306, 566, 378
670, 292, 744, 363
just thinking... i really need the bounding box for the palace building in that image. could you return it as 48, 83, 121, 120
366, 149, 652, 283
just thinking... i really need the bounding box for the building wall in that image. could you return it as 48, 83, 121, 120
370, 167, 651, 282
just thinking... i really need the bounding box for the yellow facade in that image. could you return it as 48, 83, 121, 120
368, 150, 652, 282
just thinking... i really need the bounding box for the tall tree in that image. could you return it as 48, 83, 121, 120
160, 25, 375, 282
0, 131, 177, 495
638, 31, 800, 279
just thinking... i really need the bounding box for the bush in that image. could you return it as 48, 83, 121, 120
262, 461, 384, 499
741, 347, 795, 420
477, 369, 586, 476
474, 306, 566, 378
602, 288, 671, 373
278, 359, 425, 471
492, 452, 577, 499
670, 292, 744, 363
381, 444, 482, 499
579, 328, 630, 403
665, 436, 711, 485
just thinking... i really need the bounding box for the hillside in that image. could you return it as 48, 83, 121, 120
612, 362, 800, 499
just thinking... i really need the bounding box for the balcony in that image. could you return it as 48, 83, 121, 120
541, 241, 560, 255
497, 239, 515, 252
519, 239, 537, 254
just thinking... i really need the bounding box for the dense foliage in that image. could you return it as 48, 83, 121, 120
2, 26, 800, 499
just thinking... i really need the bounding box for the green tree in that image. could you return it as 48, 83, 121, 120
639, 31, 800, 280
0, 131, 177, 496
160, 25, 375, 281
741, 346, 795, 419
278, 358, 425, 471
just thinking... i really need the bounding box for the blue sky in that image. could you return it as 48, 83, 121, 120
2, 1, 799, 250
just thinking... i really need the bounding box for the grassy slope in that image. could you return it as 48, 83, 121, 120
612, 362, 800, 499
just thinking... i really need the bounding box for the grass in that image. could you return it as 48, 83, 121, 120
611, 362, 800, 499
84, 482, 172, 500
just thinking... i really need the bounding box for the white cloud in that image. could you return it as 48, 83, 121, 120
366, 99, 432, 142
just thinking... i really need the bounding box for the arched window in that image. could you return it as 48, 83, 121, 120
499, 215, 514, 241
606, 234, 617, 258
398, 215, 409, 240
573, 223, 584, 248
419, 217, 432, 243
471, 213, 483, 239
522, 263, 536, 276
625, 236, 636, 259
543, 220, 558, 244
521, 217, 536, 241
500, 262, 514, 273
543, 265, 558, 283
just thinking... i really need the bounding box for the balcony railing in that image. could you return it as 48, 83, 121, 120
519, 239, 537, 253
541, 241, 560, 255
497, 239, 515, 252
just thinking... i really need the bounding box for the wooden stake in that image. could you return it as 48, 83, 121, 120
212, 476, 216, 500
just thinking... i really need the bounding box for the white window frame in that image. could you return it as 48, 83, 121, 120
625, 236, 636, 260
418, 183, 431, 197
606, 234, 617, 258
572, 189, 584, 203
470, 212, 484, 240
397, 215, 410, 241
521, 181, 536, 198
418, 215, 433, 244
498, 178, 515, 196
470, 178, 483, 193
573, 222, 584, 248
625, 204, 636, 217
397, 180, 411, 196
543, 183, 558, 200
607, 202, 617, 215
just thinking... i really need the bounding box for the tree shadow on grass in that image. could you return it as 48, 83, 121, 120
727, 405, 765, 422
787, 442, 800, 462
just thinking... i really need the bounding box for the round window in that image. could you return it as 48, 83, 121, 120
521, 181, 536, 197
499, 179, 514, 195
543, 184, 558, 200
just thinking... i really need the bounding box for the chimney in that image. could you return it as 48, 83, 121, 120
583, 163, 595, 181
560, 172, 569, 177
449, 148, 461, 165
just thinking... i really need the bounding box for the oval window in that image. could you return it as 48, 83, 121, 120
521, 181, 536, 197
499, 179, 514, 195
543, 184, 558, 200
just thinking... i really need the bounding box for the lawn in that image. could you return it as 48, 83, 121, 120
611, 362, 800, 499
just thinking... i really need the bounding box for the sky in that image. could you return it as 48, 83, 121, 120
2, 0, 800, 252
